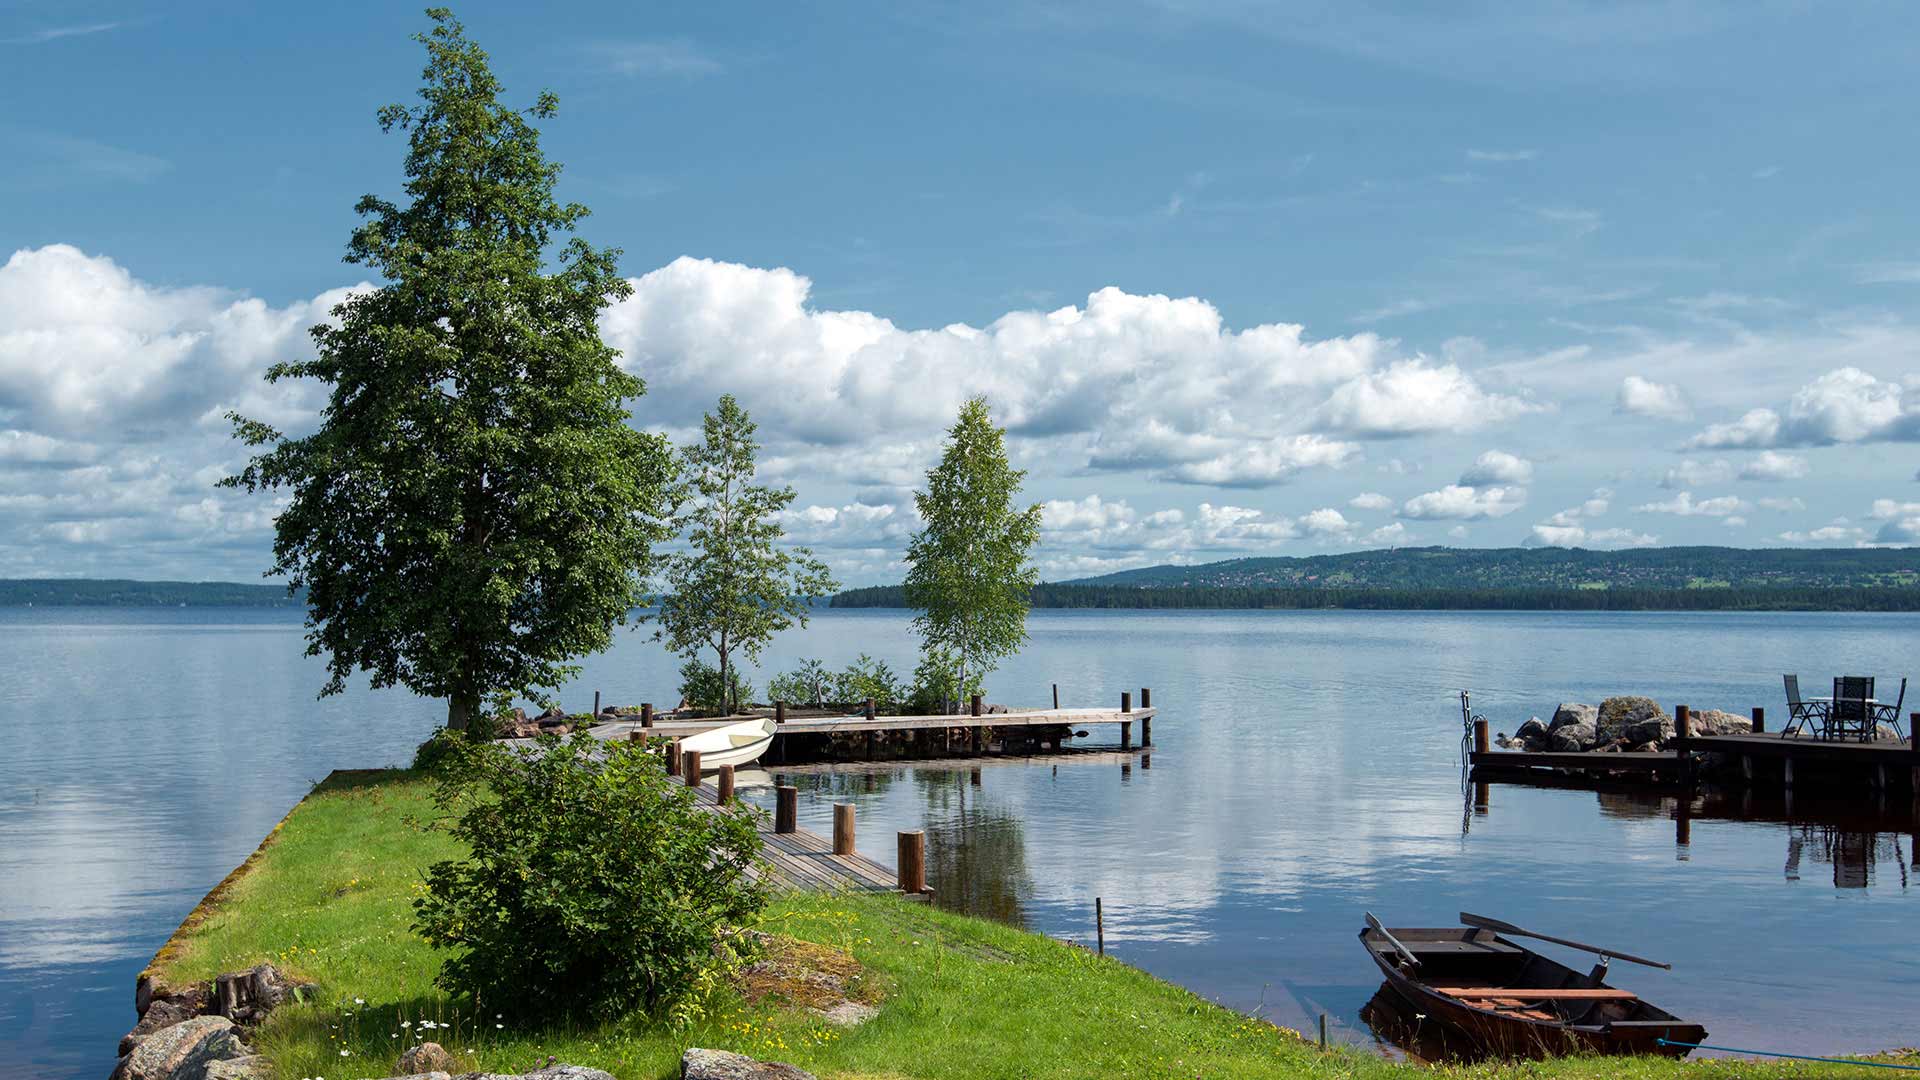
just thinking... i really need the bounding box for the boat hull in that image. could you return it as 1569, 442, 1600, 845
678, 716, 776, 770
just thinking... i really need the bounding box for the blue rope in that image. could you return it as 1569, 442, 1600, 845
1656, 1038, 1920, 1071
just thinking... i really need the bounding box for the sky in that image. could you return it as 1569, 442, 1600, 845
5, 1, 1920, 586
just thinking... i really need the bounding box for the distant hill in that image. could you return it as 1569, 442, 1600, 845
830, 547, 1920, 611
0, 579, 299, 607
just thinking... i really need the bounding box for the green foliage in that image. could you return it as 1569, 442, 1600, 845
409, 727, 470, 773
832, 654, 905, 708
902, 398, 1042, 692
221, 9, 673, 730
654, 396, 837, 714
678, 658, 756, 715
412, 733, 766, 1023
909, 646, 982, 712
767, 658, 832, 706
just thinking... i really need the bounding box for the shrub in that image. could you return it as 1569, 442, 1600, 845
409, 727, 470, 772
768, 658, 831, 706
412, 733, 766, 1023
909, 646, 982, 712
678, 658, 755, 715
833, 653, 905, 708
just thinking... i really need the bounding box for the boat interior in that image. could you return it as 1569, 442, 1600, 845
1363, 927, 1672, 1026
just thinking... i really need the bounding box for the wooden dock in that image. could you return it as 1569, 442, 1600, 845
1468, 705, 1920, 794
685, 768, 921, 895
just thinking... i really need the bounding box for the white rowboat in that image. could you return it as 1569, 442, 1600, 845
676, 715, 777, 771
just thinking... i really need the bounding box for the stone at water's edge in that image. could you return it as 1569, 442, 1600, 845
1548, 703, 1597, 732
1596, 696, 1662, 745
1547, 721, 1595, 752
1624, 713, 1676, 746
203, 1057, 270, 1080
396, 1041, 458, 1075
118, 1015, 248, 1080
1514, 716, 1548, 742
1691, 709, 1754, 737
120, 997, 197, 1056
682, 1047, 818, 1080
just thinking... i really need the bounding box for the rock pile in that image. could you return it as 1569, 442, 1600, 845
111, 964, 314, 1080
501, 706, 576, 738
1495, 695, 1753, 754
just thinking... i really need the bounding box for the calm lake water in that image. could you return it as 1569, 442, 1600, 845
3, 607, 1917, 1078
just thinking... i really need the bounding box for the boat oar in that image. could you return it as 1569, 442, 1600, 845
1460, 912, 1672, 970
1364, 912, 1421, 969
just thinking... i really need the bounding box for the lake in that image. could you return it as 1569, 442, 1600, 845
3, 607, 1916, 1078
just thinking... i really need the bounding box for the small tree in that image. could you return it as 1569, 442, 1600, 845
414, 734, 765, 1021
903, 398, 1042, 697
223, 10, 673, 731
655, 395, 836, 714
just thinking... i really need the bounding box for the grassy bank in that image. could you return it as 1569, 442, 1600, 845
151, 769, 1894, 1079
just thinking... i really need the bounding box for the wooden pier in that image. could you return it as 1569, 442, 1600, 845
1469, 706, 1920, 794
684, 765, 929, 895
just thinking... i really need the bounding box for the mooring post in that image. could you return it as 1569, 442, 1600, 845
627, 729, 642, 744
1141, 687, 1153, 745
864, 697, 876, 721
593, 690, 600, 717
683, 749, 702, 786
1121, 690, 1132, 713
641, 702, 654, 728
665, 738, 681, 777
1473, 780, 1490, 810
1674, 705, 1692, 785
1141, 687, 1152, 709
832, 803, 855, 855
1473, 718, 1489, 756
1052, 683, 1060, 710
1752, 706, 1765, 733
1120, 719, 1132, 750
1318, 1013, 1329, 1050
1910, 715, 1920, 794
970, 693, 982, 717
775, 785, 797, 834
775, 700, 786, 724
1095, 896, 1105, 955
897, 830, 927, 894
717, 764, 735, 805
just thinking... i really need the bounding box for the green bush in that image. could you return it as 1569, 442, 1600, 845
412, 733, 766, 1023
832, 653, 905, 707
767, 657, 831, 706
909, 646, 983, 712
677, 658, 755, 714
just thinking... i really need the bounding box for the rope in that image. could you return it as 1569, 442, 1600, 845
1655, 1038, 1920, 1070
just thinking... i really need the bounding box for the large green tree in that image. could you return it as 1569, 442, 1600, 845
655, 395, 836, 714
903, 397, 1042, 698
224, 9, 673, 731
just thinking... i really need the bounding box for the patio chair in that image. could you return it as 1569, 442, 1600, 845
1870, 677, 1906, 740
1782, 674, 1825, 736
1830, 675, 1875, 742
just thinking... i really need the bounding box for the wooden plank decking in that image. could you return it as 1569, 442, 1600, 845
687, 779, 903, 894
596, 706, 1155, 741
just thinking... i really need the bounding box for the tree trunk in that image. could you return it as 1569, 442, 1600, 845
447, 691, 476, 733
718, 632, 731, 715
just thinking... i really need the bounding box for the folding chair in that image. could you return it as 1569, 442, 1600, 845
1782, 674, 1825, 736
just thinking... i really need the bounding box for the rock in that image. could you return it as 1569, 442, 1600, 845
396, 1041, 458, 1075
214, 963, 311, 1026
1547, 721, 1596, 752
1514, 716, 1548, 743
815, 1000, 878, 1027
1627, 741, 1660, 754
1690, 709, 1752, 737
120, 996, 197, 1055
204, 1057, 271, 1080
1548, 703, 1597, 732
1624, 713, 1676, 746
681, 1048, 817, 1080
1597, 696, 1662, 744
122, 1016, 247, 1080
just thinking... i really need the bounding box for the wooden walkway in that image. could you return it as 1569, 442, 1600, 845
599, 705, 1156, 740
687, 778, 903, 894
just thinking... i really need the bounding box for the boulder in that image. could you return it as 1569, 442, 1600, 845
396, 1041, 458, 1075
1689, 709, 1752, 737
1624, 713, 1675, 746
1548, 703, 1597, 731
1515, 716, 1549, 742
120, 996, 198, 1055
213, 963, 311, 1026
1597, 696, 1662, 744
1547, 721, 1596, 752
682, 1048, 817, 1080
204, 1057, 271, 1080
122, 1016, 247, 1080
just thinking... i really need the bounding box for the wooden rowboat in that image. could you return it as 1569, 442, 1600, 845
1359, 912, 1707, 1059
677, 716, 776, 771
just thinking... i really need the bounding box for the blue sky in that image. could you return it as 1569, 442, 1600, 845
6, 2, 1920, 584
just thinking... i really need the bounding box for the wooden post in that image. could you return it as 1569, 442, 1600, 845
1473, 718, 1489, 756
832, 803, 855, 855
1910, 714, 1920, 793
665, 739, 681, 777
1121, 690, 1132, 713
1142, 713, 1151, 746
775, 700, 786, 724
969, 767, 981, 787
1674, 705, 1692, 785
641, 702, 654, 728
1752, 706, 1765, 733
865, 731, 877, 760
627, 729, 642, 744
717, 764, 735, 805
1052, 683, 1060, 710
897, 830, 926, 894
775, 785, 797, 834
683, 749, 702, 786
593, 690, 600, 717
1473, 780, 1490, 809
1318, 1013, 1329, 1050
970, 726, 982, 752
970, 693, 982, 717
1141, 687, 1151, 709
864, 697, 876, 721
1120, 720, 1132, 750
1095, 896, 1104, 955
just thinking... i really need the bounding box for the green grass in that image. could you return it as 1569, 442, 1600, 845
151, 769, 1906, 1079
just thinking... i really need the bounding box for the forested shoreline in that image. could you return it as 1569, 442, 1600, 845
832, 582, 1920, 611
